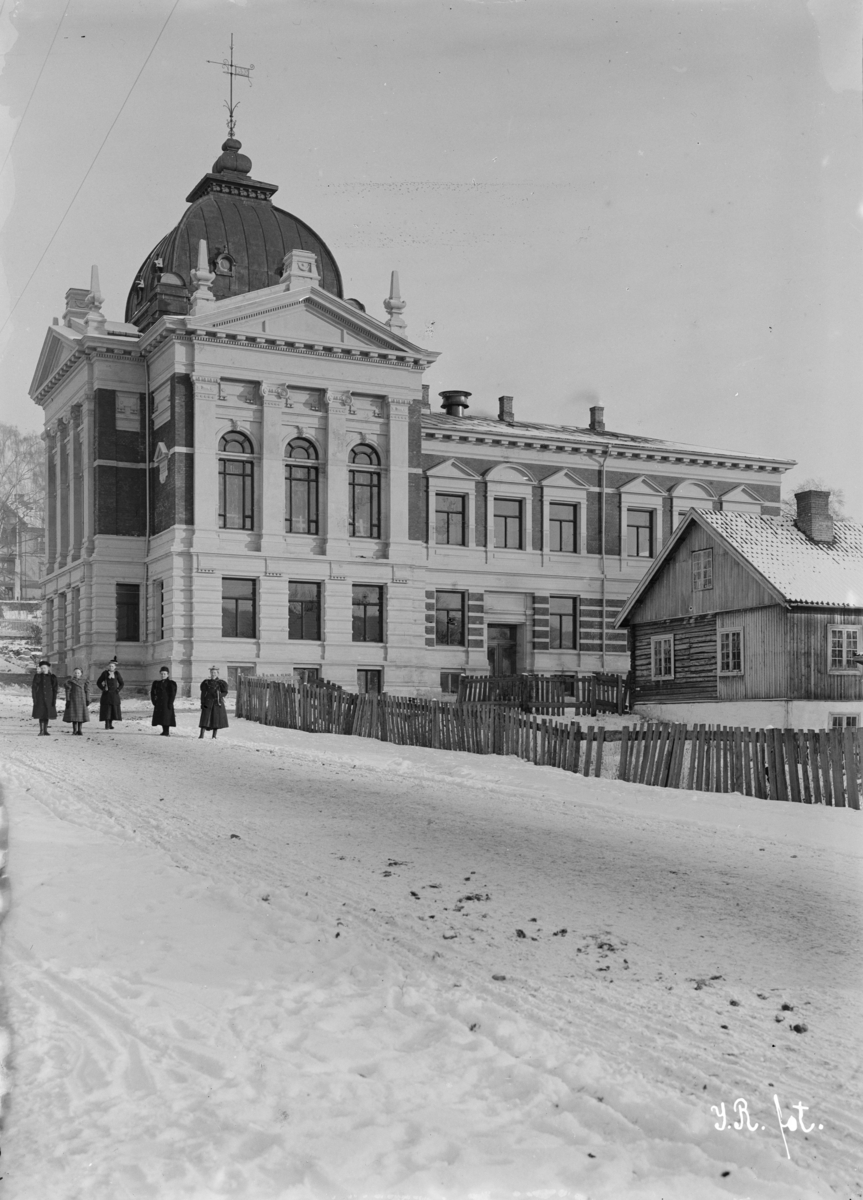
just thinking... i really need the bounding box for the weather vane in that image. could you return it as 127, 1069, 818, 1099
207, 35, 254, 138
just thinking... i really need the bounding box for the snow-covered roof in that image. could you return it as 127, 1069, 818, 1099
421, 412, 795, 468
695, 511, 863, 608
618, 510, 863, 625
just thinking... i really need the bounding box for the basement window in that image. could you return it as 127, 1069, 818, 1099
830, 713, 859, 729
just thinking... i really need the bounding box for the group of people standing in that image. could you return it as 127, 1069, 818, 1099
31, 662, 230, 739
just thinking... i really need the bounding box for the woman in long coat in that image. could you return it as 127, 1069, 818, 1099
31, 660, 58, 735
151, 666, 177, 736
96, 660, 124, 729
63, 667, 90, 735
199, 667, 229, 739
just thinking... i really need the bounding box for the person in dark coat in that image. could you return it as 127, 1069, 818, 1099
31, 660, 58, 735
63, 667, 90, 735
199, 667, 229, 739
151, 666, 177, 736
96, 660, 124, 729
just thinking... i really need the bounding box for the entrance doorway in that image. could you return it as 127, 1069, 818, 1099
487, 624, 519, 676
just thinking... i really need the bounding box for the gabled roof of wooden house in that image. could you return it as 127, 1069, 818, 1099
617, 509, 863, 626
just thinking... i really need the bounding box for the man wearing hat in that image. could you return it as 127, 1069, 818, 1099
199, 666, 229, 739
31, 659, 58, 735
150, 666, 177, 736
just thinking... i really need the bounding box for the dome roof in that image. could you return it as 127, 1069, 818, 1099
125, 138, 343, 330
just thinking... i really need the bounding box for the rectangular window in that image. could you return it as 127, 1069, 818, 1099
718, 628, 743, 675
357, 668, 382, 695
494, 498, 522, 549
57, 592, 67, 653
829, 625, 860, 671
45, 597, 54, 656
651, 634, 674, 679
219, 460, 254, 530
294, 667, 320, 685
115, 392, 140, 432
549, 502, 578, 553
352, 584, 383, 642
435, 493, 467, 546
289, 581, 321, 640
440, 671, 464, 695
285, 463, 318, 534
830, 713, 859, 729
349, 469, 381, 538
221, 578, 256, 638
226, 664, 256, 692
549, 596, 577, 650
116, 583, 140, 642
435, 591, 465, 646
692, 548, 713, 591
627, 509, 655, 558
154, 579, 165, 641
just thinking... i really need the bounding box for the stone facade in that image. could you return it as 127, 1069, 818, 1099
30, 145, 793, 695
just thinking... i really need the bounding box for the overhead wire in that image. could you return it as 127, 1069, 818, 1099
0, 0, 181, 338
0, 0, 72, 180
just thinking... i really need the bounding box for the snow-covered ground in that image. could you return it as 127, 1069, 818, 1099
0, 687, 860, 1200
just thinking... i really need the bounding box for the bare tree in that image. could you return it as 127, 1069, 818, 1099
0, 424, 45, 520
780, 477, 846, 521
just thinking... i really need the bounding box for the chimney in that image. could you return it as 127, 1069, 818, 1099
498, 395, 514, 424
589, 404, 605, 433
421, 384, 430, 411
62, 287, 90, 326
439, 389, 472, 418
795, 490, 833, 543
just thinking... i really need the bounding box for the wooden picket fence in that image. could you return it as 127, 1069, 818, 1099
455, 671, 631, 716
235, 677, 861, 809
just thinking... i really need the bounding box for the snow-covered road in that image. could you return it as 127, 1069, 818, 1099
0, 690, 860, 1199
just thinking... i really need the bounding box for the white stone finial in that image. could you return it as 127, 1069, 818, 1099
383, 270, 406, 335
189, 240, 216, 313
84, 265, 107, 334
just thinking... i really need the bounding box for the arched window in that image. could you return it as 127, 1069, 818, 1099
218, 431, 254, 530
349, 444, 381, 538
285, 438, 319, 534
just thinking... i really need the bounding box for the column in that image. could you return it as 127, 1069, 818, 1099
57, 418, 69, 568
322, 390, 350, 558
191, 374, 220, 554
259, 387, 285, 556
80, 391, 95, 555
43, 426, 57, 572
70, 403, 83, 560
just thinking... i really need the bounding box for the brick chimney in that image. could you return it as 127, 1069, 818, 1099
795, 490, 833, 543
498, 395, 514, 424
589, 404, 605, 433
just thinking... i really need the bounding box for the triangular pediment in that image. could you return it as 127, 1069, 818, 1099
185, 285, 438, 362
426, 458, 481, 480
542, 469, 592, 489
29, 327, 81, 398
618, 474, 666, 496
721, 485, 762, 504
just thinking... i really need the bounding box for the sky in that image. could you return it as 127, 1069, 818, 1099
0, 0, 861, 515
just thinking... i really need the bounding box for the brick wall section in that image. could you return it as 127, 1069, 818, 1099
407, 399, 424, 468
532, 594, 550, 651
531, 487, 543, 550
94, 465, 146, 536
408, 473, 426, 542
94, 388, 145, 463
475, 482, 487, 548
467, 592, 484, 649
425, 590, 436, 647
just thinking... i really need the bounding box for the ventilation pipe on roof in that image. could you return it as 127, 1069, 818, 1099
439, 390, 471, 418
795, 490, 833, 543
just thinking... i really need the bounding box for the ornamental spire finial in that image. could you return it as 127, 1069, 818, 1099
84, 265, 107, 334
207, 34, 254, 139
383, 270, 407, 335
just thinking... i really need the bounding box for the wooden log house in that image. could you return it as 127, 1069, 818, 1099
615, 491, 863, 729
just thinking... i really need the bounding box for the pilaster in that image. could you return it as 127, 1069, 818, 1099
323, 390, 350, 558
70, 402, 83, 560
260, 389, 285, 555
57, 417, 69, 568
80, 391, 95, 555
191, 374, 220, 553
386, 396, 411, 552
43, 425, 57, 571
